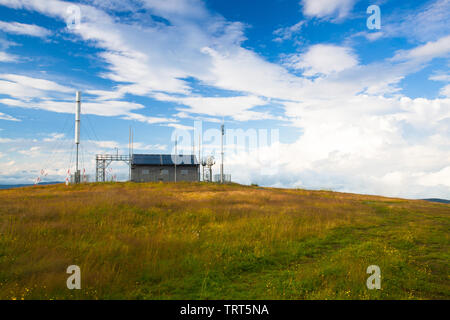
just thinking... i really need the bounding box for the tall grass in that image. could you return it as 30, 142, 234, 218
0, 182, 448, 299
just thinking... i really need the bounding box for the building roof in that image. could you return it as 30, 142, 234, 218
132, 154, 199, 166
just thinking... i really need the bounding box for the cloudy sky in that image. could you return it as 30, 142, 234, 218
0, 0, 449, 199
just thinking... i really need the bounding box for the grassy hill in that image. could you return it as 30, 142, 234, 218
0, 182, 448, 300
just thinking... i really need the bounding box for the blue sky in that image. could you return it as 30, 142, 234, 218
0, 0, 449, 199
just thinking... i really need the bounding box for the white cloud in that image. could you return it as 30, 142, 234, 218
285, 44, 359, 76
154, 93, 272, 121
391, 35, 450, 62
91, 140, 120, 149
18, 146, 41, 157
301, 0, 356, 20
0, 74, 72, 92
440, 84, 450, 97
0, 21, 50, 37
273, 21, 305, 42
43, 133, 65, 141
166, 123, 193, 130
0, 51, 18, 62
0, 112, 20, 121
382, 0, 450, 43
132, 142, 167, 151
0, 73, 73, 101
353, 31, 384, 42
200, 46, 308, 101
222, 95, 450, 199
122, 113, 177, 124
140, 0, 209, 20
0, 138, 17, 143
0, 97, 144, 117
416, 166, 450, 187
429, 73, 450, 82
0, 0, 262, 118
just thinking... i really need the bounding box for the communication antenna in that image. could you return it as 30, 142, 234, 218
220, 120, 224, 184
206, 155, 215, 182
198, 133, 201, 181
75, 91, 81, 184
201, 158, 206, 182
129, 126, 131, 180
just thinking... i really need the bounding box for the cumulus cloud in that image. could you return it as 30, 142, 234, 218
221, 95, 450, 199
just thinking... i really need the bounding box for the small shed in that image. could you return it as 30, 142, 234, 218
131, 154, 199, 182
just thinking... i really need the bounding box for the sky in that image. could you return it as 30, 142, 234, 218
0, 0, 448, 199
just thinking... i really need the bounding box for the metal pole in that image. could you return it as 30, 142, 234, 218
174, 134, 177, 183
198, 134, 201, 182
221, 123, 224, 184
75, 91, 81, 184
76, 145, 79, 183
102, 159, 106, 182
129, 126, 131, 181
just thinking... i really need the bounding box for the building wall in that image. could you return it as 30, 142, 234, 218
131, 165, 199, 182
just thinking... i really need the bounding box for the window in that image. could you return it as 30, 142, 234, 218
160, 169, 169, 175
181, 170, 188, 175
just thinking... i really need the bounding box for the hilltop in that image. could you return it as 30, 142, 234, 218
0, 182, 448, 299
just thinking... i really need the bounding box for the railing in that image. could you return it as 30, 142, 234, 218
95, 154, 131, 162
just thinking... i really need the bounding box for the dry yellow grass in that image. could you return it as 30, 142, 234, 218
0, 182, 448, 299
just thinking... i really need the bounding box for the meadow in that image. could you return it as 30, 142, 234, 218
0, 182, 448, 300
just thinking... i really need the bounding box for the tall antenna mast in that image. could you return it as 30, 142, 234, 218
198, 133, 201, 182
75, 91, 81, 184
220, 120, 224, 184
129, 126, 131, 181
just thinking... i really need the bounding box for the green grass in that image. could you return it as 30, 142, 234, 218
0, 182, 448, 300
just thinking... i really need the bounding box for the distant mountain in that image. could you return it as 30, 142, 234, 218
0, 182, 63, 190
422, 198, 450, 204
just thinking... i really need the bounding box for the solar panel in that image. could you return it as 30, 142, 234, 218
132, 154, 198, 166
